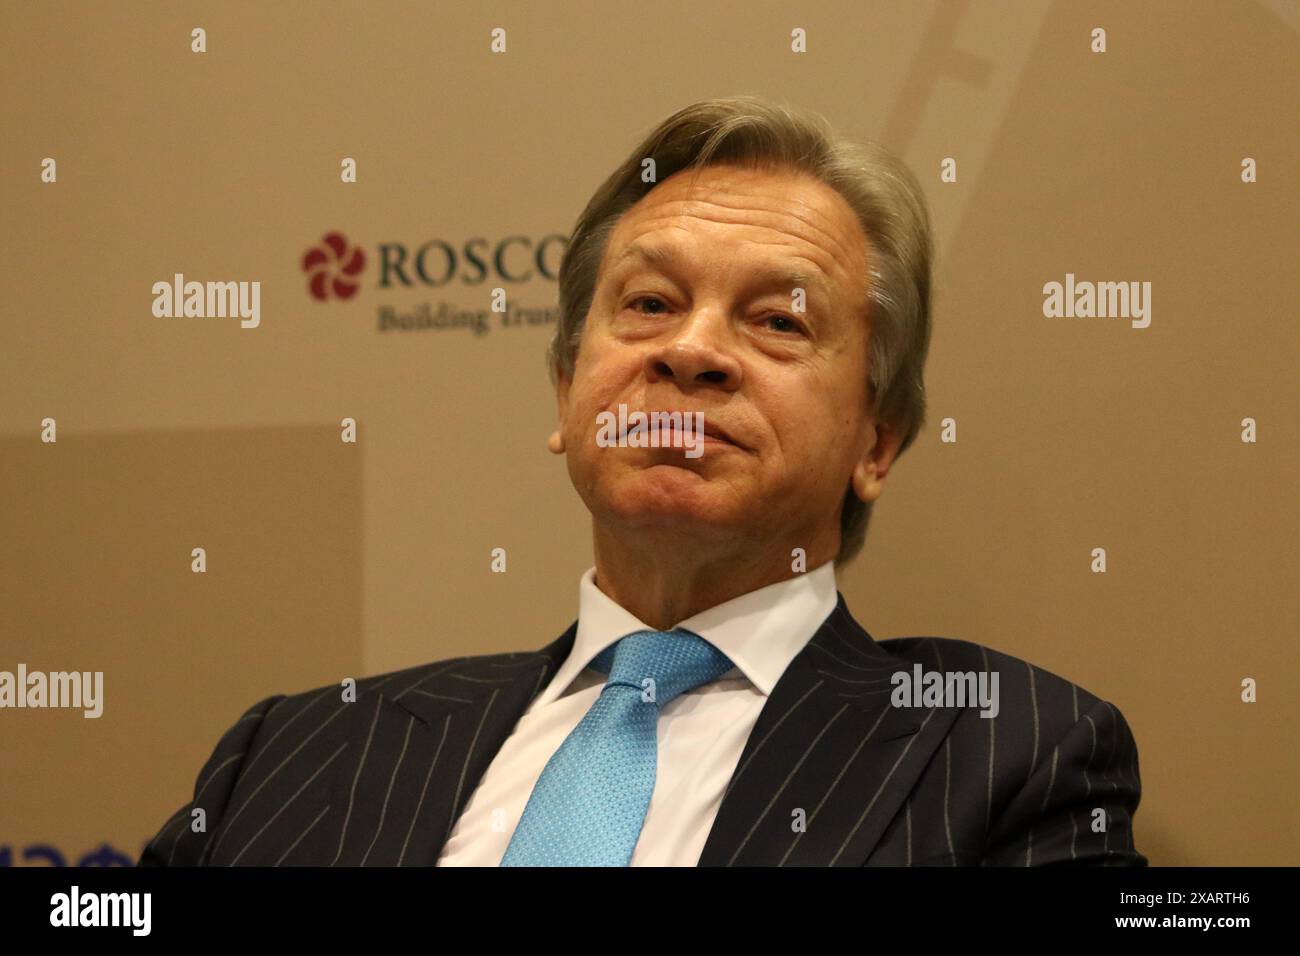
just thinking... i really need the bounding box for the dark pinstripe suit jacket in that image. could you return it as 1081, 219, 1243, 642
139, 594, 1147, 866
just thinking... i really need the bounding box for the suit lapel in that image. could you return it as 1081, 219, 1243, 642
698, 595, 962, 866
329, 624, 575, 866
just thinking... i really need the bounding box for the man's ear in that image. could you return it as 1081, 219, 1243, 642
850, 418, 904, 503
547, 367, 571, 454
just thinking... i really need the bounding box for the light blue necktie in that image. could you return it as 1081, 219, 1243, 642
500, 627, 734, 866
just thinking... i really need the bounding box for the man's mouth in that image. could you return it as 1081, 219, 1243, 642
616, 410, 743, 450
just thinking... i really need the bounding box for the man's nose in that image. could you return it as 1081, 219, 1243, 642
642, 306, 743, 391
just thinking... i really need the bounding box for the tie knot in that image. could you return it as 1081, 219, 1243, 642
589, 628, 734, 707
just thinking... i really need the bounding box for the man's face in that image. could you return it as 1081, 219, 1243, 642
555, 162, 886, 557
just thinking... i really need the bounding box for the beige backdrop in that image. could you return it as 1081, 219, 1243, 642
1, 0, 1296, 867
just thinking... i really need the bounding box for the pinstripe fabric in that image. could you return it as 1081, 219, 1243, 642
138, 594, 1146, 866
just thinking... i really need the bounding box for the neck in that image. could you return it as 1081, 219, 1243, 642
591, 523, 838, 630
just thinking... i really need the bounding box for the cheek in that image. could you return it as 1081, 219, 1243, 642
569, 354, 642, 418
770, 393, 854, 485
563, 378, 625, 459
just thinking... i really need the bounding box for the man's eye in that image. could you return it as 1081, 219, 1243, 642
629, 296, 670, 315
763, 314, 804, 334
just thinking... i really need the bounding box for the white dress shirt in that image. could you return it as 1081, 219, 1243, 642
436, 560, 838, 866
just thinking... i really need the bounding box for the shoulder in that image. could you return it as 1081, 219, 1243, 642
878, 635, 1109, 715
236, 649, 534, 744
875, 635, 1139, 769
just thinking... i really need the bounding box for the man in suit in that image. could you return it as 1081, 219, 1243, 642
140, 96, 1145, 867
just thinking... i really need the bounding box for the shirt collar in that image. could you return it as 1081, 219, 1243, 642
529, 561, 839, 711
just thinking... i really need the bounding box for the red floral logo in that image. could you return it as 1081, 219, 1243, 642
302, 232, 366, 300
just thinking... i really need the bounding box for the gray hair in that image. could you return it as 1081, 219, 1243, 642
547, 95, 934, 565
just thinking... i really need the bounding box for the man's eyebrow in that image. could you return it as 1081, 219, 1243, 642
609, 242, 832, 300
609, 242, 683, 273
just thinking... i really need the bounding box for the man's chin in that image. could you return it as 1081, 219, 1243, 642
594, 486, 745, 533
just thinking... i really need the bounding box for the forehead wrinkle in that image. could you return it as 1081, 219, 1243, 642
641, 190, 861, 261
649, 168, 868, 253
619, 188, 869, 296
726, 238, 834, 300
610, 233, 836, 304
